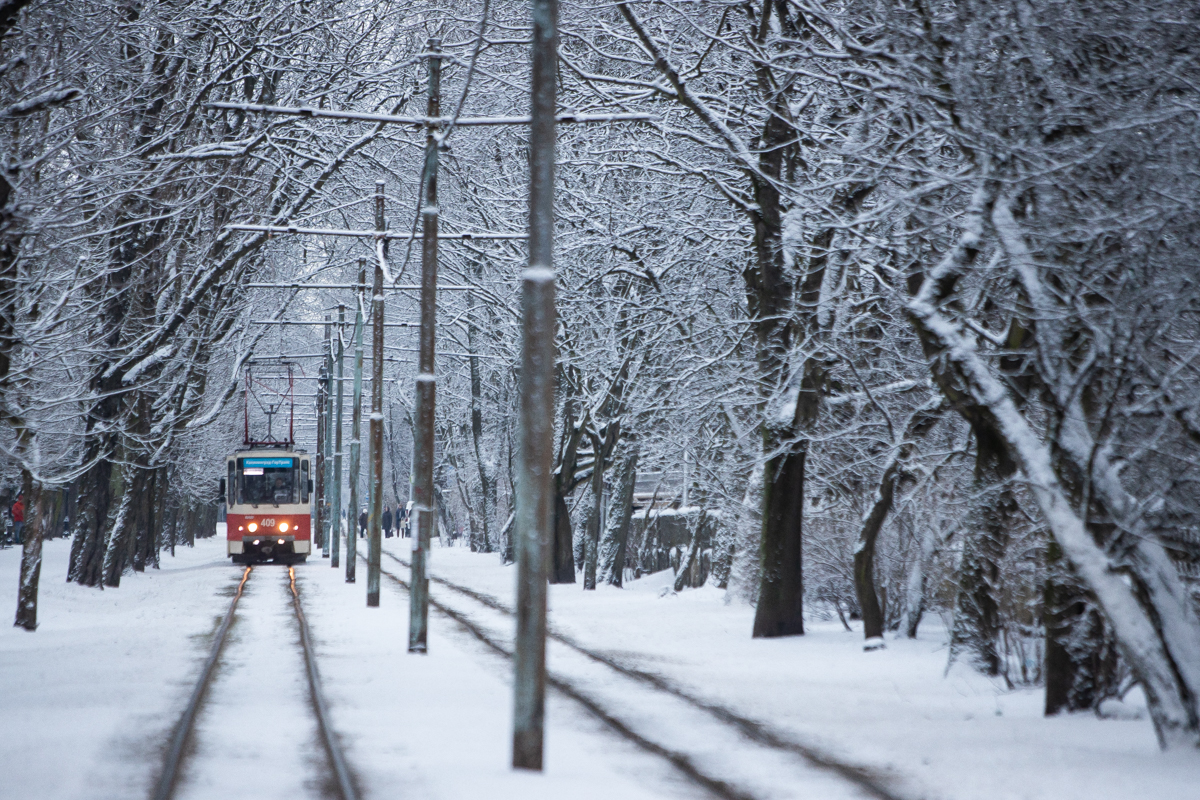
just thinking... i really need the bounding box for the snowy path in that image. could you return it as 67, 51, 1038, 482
295, 542, 702, 800
4, 537, 1200, 799
173, 566, 328, 800
372, 549, 883, 800
381, 537, 1200, 800
0, 540, 250, 799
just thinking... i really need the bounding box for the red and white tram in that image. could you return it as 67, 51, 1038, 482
219, 360, 313, 564
223, 450, 312, 563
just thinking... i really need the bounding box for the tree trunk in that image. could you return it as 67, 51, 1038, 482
468, 259, 496, 553
549, 399, 584, 584
500, 511, 515, 565
602, 441, 638, 587
752, 445, 806, 637
1044, 540, 1116, 715
163, 493, 177, 557
184, 504, 196, 546
69, 451, 114, 587
583, 439, 604, 590
551, 494, 575, 583
900, 520, 940, 639
101, 467, 134, 588
45, 489, 64, 539
674, 509, 707, 592
130, 464, 154, 572
853, 465, 897, 641
150, 468, 167, 568
949, 423, 1018, 675
14, 470, 43, 630
853, 400, 947, 641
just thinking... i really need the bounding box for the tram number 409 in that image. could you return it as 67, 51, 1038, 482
261, 518, 276, 527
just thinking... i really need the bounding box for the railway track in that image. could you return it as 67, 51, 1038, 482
374, 548, 911, 800
152, 564, 359, 800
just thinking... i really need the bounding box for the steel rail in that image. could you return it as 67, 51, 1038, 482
378, 550, 906, 800
366, 553, 753, 800
152, 565, 253, 800
288, 566, 360, 800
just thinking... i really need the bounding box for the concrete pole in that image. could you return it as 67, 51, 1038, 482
322, 316, 334, 558
332, 304, 345, 568
346, 262, 365, 583
315, 362, 327, 552
513, 0, 557, 771
368, 243, 385, 607
409, 39, 441, 652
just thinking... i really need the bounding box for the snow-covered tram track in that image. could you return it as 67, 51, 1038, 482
376, 552, 903, 800
152, 564, 360, 800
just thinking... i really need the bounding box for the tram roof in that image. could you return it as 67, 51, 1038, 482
227, 447, 309, 458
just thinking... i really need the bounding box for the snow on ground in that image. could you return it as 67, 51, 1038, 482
0, 539, 236, 799
2, 535, 1198, 800
298, 542, 701, 800
175, 568, 324, 800
385, 537, 1200, 800
0, 538, 694, 800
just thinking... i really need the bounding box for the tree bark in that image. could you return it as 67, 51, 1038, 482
674, 509, 708, 591
602, 441, 638, 587
582, 432, 604, 590
69, 453, 113, 586
853, 464, 897, 641
549, 398, 584, 583
949, 425, 1019, 675
101, 465, 134, 588
130, 463, 155, 572
14, 470, 43, 630
468, 259, 496, 553
551, 494, 575, 583
752, 446, 806, 636
1043, 540, 1116, 715
856, 401, 944, 641
900, 520, 941, 639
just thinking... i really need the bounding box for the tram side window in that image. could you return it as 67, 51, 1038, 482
227, 462, 235, 506
300, 461, 310, 503
238, 462, 297, 506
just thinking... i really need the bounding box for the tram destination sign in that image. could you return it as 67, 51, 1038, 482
243, 457, 296, 469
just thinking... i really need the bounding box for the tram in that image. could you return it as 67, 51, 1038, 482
220, 360, 313, 564
222, 449, 312, 563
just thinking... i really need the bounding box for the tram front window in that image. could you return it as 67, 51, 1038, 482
238, 458, 298, 506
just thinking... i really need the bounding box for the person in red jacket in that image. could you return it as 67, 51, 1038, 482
11, 493, 24, 545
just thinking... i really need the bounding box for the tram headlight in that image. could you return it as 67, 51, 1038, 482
278, 522, 289, 533
278, 539, 285, 545
252, 539, 260, 546
247, 522, 258, 532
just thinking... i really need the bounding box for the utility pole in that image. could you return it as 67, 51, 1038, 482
332, 304, 346, 568
322, 315, 334, 558
346, 262, 365, 583
367, 183, 386, 607
315, 363, 327, 552
513, 0, 558, 771
409, 38, 441, 651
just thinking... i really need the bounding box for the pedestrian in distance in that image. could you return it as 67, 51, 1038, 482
382, 505, 393, 539
358, 508, 368, 538
11, 493, 24, 545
